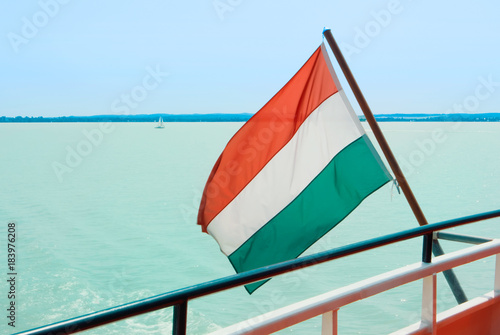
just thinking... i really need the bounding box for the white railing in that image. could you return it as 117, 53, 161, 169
210, 239, 500, 335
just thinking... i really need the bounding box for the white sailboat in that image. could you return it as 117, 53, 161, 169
155, 117, 165, 129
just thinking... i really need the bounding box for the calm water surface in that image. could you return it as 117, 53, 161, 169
0, 122, 499, 334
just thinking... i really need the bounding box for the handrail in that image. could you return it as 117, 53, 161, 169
209, 239, 500, 334
15, 209, 500, 335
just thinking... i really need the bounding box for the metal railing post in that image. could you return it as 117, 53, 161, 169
495, 254, 500, 296
321, 309, 338, 335
421, 274, 437, 335
172, 300, 187, 335
422, 233, 433, 263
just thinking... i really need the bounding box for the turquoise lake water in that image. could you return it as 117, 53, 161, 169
0, 122, 499, 334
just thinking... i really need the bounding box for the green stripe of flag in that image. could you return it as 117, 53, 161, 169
228, 134, 391, 293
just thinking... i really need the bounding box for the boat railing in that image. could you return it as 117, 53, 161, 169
14, 209, 500, 335
210, 234, 500, 335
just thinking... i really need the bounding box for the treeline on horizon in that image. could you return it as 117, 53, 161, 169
1, 113, 500, 123
0, 114, 252, 123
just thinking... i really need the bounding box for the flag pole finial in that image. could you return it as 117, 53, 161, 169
322, 27, 330, 41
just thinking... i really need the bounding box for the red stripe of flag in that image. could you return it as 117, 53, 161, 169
197, 46, 338, 232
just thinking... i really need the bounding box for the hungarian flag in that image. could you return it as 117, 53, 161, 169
197, 43, 392, 293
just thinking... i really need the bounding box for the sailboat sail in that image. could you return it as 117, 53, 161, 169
155, 117, 165, 129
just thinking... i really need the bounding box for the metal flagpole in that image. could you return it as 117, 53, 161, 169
322, 28, 467, 304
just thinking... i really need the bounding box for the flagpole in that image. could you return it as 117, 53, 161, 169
322, 29, 427, 227
322, 28, 467, 304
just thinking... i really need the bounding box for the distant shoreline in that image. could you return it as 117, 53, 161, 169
1, 113, 499, 123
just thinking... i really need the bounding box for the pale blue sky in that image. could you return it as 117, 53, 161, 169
2, 0, 500, 117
